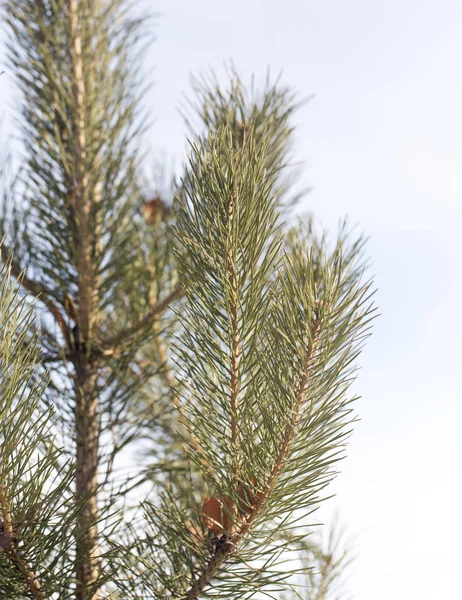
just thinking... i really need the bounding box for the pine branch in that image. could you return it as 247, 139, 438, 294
121, 111, 375, 599
0, 465, 44, 599
182, 68, 306, 210
0, 257, 85, 598
3, 1, 165, 595
3, 245, 70, 342
247, 318, 321, 523
180, 319, 321, 600
100, 285, 183, 354
39, 283, 182, 361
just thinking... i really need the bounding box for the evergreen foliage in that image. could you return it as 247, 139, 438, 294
0, 258, 82, 598
0, 1, 375, 598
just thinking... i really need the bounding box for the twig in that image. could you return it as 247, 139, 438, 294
226, 190, 241, 477
4, 247, 70, 343
100, 285, 183, 352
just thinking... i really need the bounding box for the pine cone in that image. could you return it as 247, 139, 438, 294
142, 194, 170, 224
202, 496, 236, 535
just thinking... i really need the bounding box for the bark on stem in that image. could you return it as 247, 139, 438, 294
68, 1, 100, 597
74, 359, 100, 600
226, 190, 241, 481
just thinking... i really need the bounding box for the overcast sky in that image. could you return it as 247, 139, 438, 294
1, 1, 461, 598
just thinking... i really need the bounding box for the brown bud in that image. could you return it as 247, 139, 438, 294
142, 194, 170, 224
236, 119, 251, 147
0, 521, 18, 549
202, 496, 236, 535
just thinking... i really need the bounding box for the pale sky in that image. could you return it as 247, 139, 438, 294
1, 1, 462, 598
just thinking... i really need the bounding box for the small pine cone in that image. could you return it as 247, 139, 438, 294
202, 496, 236, 535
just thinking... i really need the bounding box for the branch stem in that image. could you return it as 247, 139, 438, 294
227, 190, 241, 472
68, 1, 100, 597
3, 247, 69, 342
100, 285, 183, 352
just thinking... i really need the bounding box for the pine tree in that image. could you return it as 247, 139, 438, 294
0, 1, 375, 598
